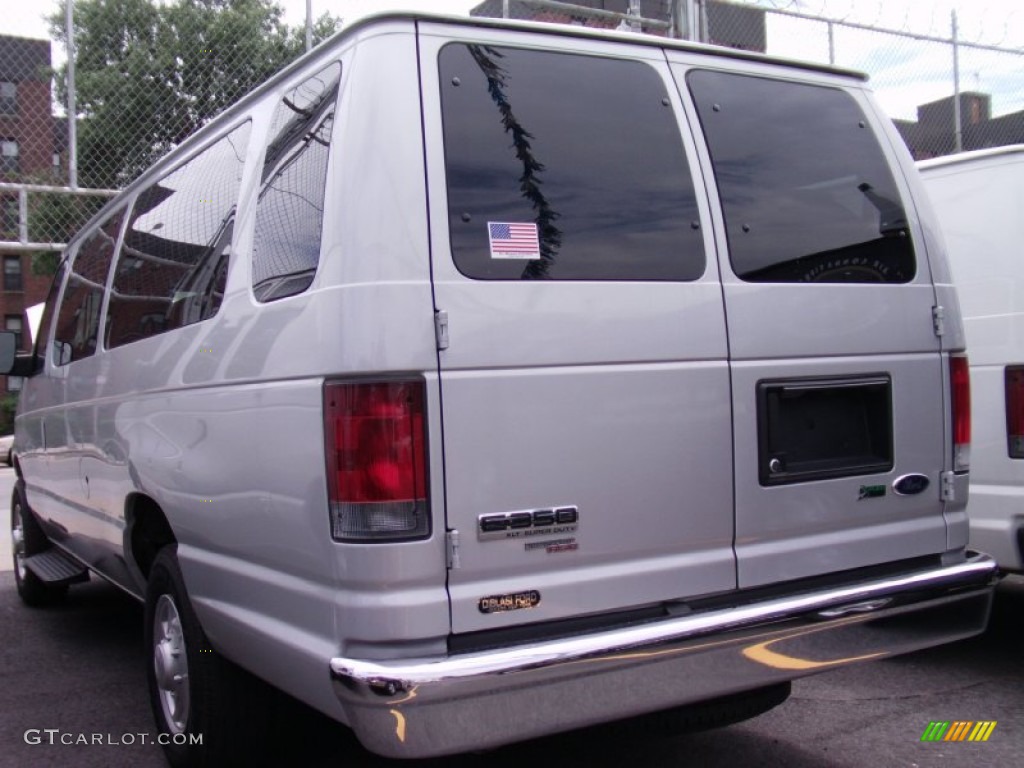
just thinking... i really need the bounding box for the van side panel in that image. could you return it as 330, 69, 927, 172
19, 23, 444, 722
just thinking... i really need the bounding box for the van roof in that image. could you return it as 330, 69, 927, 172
917, 144, 1024, 171
348, 11, 868, 81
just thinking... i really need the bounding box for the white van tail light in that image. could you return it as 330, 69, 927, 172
1005, 367, 1024, 459
950, 355, 971, 471
324, 380, 429, 541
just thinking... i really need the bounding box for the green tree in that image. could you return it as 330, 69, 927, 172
49, 0, 339, 190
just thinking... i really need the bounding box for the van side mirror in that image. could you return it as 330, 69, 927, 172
0, 330, 44, 377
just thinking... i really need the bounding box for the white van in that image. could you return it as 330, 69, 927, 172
1, 13, 996, 765
919, 145, 1024, 572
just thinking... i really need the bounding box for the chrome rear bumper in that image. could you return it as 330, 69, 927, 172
330, 553, 997, 758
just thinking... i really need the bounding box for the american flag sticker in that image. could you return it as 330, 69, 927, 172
487, 221, 541, 259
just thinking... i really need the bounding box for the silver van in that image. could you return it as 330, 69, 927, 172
1, 13, 997, 765
919, 146, 1024, 572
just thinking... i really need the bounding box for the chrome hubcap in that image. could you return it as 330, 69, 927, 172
153, 594, 190, 733
11, 502, 26, 582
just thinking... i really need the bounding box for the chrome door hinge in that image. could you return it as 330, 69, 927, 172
435, 310, 449, 351
932, 305, 945, 337
940, 470, 955, 502
446, 529, 461, 569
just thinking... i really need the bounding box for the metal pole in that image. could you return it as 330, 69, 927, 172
698, 0, 709, 44
828, 21, 835, 65
305, 0, 313, 52
503, 0, 510, 19
682, 0, 696, 41
18, 187, 28, 245
952, 10, 962, 153
65, 0, 78, 189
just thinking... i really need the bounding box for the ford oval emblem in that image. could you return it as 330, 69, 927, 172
893, 474, 930, 496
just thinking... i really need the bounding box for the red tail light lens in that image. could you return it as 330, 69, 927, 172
324, 380, 429, 541
1005, 367, 1024, 459
950, 355, 971, 471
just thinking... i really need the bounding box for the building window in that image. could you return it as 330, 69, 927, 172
0, 139, 18, 174
0, 82, 15, 115
3, 255, 22, 291
5, 314, 22, 350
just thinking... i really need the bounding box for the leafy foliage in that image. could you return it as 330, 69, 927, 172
48, 0, 339, 190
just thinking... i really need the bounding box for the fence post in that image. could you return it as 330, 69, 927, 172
952, 9, 963, 153
305, 0, 313, 52
18, 187, 27, 246
65, 0, 78, 189
828, 20, 835, 65
503, 1, 510, 19
690, 0, 699, 42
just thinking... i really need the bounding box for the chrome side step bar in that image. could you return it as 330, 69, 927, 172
25, 549, 90, 585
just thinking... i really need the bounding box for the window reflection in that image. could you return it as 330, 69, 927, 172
441, 44, 704, 281
106, 122, 250, 348
53, 211, 123, 364
253, 63, 340, 302
687, 71, 915, 284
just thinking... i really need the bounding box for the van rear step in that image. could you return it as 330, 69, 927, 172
25, 550, 89, 585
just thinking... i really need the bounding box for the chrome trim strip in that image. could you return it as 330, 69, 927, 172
331, 554, 996, 689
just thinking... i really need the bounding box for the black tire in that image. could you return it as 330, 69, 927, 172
10, 484, 68, 607
144, 546, 274, 767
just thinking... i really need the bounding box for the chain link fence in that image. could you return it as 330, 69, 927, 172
0, 0, 343, 260
1, 0, 1023, 257
477, 1, 1024, 159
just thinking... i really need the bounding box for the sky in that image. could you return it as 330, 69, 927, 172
1, 1, 1022, 120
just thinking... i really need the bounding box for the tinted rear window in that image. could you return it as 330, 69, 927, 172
440, 44, 704, 281
687, 70, 915, 283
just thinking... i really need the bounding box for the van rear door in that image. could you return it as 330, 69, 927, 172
678, 63, 949, 587
420, 27, 736, 633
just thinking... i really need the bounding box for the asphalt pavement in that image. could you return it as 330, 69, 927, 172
0, 464, 1021, 767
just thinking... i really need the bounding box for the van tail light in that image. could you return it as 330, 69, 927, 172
1005, 366, 1024, 459
950, 355, 971, 472
324, 380, 429, 541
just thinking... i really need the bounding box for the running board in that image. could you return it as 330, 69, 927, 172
25, 549, 90, 585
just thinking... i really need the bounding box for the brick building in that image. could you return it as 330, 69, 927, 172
0, 34, 60, 398
895, 92, 1024, 160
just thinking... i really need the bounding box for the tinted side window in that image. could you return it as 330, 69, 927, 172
34, 257, 67, 360
53, 212, 123, 365
252, 63, 340, 302
687, 71, 914, 283
440, 44, 704, 281
106, 122, 250, 348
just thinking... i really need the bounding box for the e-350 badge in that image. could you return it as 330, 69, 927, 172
477, 506, 579, 541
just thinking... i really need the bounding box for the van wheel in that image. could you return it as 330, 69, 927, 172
10, 486, 68, 607
145, 546, 274, 767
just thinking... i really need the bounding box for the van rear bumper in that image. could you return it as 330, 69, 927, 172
329, 553, 997, 758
